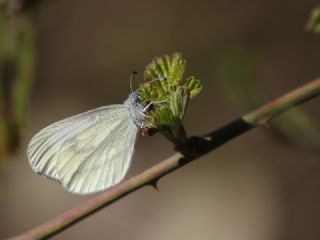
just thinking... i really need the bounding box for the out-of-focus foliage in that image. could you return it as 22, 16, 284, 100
215, 47, 263, 109
216, 47, 320, 156
0, 4, 34, 160
140, 53, 202, 146
307, 6, 320, 33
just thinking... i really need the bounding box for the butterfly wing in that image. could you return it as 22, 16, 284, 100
27, 104, 139, 194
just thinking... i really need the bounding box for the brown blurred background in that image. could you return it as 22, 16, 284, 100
1, 0, 320, 239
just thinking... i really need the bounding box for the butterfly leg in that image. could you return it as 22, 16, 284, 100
142, 100, 167, 112
140, 121, 151, 128
137, 100, 166, 123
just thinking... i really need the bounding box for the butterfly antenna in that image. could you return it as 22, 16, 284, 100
129, 71, 138, 93
143, 76, 167, 87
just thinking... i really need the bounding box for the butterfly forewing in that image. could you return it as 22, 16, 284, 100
27, 104, 139, 194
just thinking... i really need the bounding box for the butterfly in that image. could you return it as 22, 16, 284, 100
27, 91, 148, 194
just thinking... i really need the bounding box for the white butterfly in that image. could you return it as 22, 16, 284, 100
27, 92, 146, 194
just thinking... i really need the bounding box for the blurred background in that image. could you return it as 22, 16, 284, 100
1, 0, 320, 239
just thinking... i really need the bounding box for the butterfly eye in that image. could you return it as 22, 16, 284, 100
135, 93, 142, 102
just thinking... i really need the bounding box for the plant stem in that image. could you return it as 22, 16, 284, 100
11, 78, 320, 240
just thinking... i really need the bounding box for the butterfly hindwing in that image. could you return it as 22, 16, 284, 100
27, 104, 139, 194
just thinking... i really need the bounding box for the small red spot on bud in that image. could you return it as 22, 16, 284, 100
141, 127, 149, 136
262, 122, 270, 128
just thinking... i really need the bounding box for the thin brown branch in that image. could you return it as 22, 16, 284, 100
11, 78, 320, 240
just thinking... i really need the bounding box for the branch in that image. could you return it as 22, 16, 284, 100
12, 78, 320, 240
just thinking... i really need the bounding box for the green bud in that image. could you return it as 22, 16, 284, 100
140, 52, 202, 147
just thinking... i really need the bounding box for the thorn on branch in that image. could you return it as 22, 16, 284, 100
149, 180, 160, 191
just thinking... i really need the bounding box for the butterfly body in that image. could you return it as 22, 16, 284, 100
27, 91, 145, 194
124, 92, 145, 127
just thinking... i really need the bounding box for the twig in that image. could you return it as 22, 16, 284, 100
11, 78, 320, 240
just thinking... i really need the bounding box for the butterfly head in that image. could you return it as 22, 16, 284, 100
124, 91, 146, 127
126, 91, 143, 106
